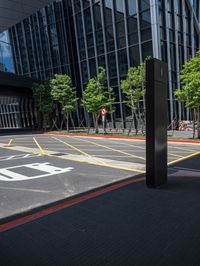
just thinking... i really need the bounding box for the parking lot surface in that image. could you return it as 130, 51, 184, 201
0, 133, 199, 220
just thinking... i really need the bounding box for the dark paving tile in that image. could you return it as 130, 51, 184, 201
1, 156, 200, 266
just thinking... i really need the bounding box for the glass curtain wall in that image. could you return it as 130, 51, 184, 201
0, 31, 14, 73
8, 1, 72, 80
71, 0, 153, 127
8, 0, 200, 127
0, 95, 36, 129
158, 0, 200, 122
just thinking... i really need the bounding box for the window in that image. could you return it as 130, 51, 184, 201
118, 49, 128, 75
107, 52, 117, 77
140, 10, 151, 29
129, 45, 140, 66
139, 0, 150, 12
127, 0, 137, 16
142, 41, 153, 60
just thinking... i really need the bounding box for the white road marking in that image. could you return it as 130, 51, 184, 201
0, 162, 74, 181
0, 186, 51, 193
0, 154, 41, 162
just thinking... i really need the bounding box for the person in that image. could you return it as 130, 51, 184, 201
179, 121, 185, 131
171, 119, 177, 131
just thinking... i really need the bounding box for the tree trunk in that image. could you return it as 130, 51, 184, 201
137, 103, 142, 134
134, 110, 139, 135
95, 114, 99, 134
43, 114, 47, 132
70, 113, 75, 130
193, 109, 196, 139
197, 107, 200, 139
128, 111, 134, 135
66, 112, 69, 133
60, 120, 63, 131
60, 112, 64, 131
141, 113, 145, 135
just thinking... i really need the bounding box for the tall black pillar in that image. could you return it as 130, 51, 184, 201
146, 58, 168, 187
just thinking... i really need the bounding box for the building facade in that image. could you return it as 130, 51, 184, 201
8, 0, 200, 128
0, 71, 37, 129
0, 31, 14, 73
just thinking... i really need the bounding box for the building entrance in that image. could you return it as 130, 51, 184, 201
0, 71, 38, 130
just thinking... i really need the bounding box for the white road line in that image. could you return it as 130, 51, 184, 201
0, 154, 41, 162
0, 186, 51, 193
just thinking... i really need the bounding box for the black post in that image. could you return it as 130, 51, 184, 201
146, 58, 168, 187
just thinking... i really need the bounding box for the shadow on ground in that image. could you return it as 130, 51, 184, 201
0, 155, 200, 266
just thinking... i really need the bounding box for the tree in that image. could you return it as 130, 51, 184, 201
175, 51, 200, 138
82, 67, 115, 133
32, 81, 53, 131
121, 61, 146, 135
50, 74, 78, 132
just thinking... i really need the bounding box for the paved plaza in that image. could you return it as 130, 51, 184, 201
0, 134, 199, 265
0, 133, 199, 221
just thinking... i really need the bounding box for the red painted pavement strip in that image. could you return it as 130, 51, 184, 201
43, 132, 200, 144
43, 132, 145, 141
0, 177, 145, 233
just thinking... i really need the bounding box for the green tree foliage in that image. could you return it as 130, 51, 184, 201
50, 74, 78, 132
32, 81, 53, 131
121, 61, 146, 134
175, 51, 200, 138
82, 67, 115, 133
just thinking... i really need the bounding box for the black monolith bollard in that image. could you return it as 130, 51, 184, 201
146, 58, 168, 187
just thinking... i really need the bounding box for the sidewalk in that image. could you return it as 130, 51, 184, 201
0, 155, 200, 266
46, 128, 200, 141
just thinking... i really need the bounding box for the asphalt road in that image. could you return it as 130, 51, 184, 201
0, 133, 199, 220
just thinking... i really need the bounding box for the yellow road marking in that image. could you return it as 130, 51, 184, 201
52, 136, 97, 158
52, 136, 117, 168
92, 155, 132, 158
51, 153, 145, 173
2, 142, 144, 173
0, 142, 144, 173
33, 137, 46, 155
69, 136, 145, 161
107, 139, 145, 150
112, 140, 198, 156
72, 148, 145, 152
7, 139, 13, 146
0, 146, 38, 154
110, 139, 198, 159
51, 137, 145, 173
168, 151, 200, 166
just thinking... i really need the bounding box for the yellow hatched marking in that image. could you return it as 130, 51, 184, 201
0, 146, 38, 154
52, 136, 112, 167
0, 142, 145, 173
69, 136, 145, 161
110, 139, 197, 158
33, 137, 46, 155
168, 151, 200, 166
52, 136, 97, 157
50, 154, 145, 173
51, 137, 145, 172
108, 139, 145, 150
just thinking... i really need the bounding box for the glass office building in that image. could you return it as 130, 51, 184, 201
0, 31, 14, 73
8, 0, 200, 127
0, 71, 36, 129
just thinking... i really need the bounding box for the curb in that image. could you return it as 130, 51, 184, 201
0, 175, 145, 232
43, 132, 200, 144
